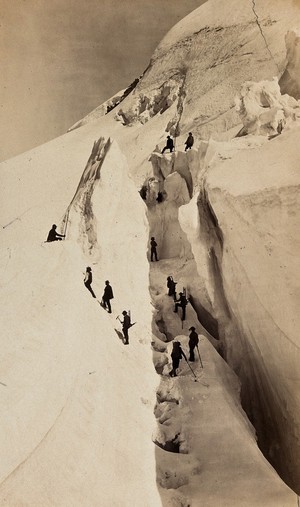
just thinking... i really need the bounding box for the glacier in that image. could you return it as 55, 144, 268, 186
1, 0, 300, 505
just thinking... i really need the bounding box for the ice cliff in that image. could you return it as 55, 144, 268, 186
1, 0, 300, 505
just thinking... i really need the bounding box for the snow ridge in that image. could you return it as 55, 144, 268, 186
63, 137, 111, 256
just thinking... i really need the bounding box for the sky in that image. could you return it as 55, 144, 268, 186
0, 0, 205, 162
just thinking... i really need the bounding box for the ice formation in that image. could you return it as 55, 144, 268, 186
235, 77, 300, 136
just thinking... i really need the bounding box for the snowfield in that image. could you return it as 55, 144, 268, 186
1, 0, 300, 505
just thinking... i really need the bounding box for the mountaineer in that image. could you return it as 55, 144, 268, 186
84, 267, 96, 298
167, 276, 177, 298
46, 224, 65, 242
102, 280, 114, 313
174, 291, 188, 320
150, 236, 158, 262
188, 326, 199, 361
121, 310, 131, 345
161, 135, 174, 154
169, 341, 187, 377
184, 132, 194, 151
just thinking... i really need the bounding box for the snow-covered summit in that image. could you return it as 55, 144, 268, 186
70, 0, 300, 151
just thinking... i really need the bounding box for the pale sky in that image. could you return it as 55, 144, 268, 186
0, 0, 205, 162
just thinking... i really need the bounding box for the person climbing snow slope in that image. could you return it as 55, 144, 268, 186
184, 132, 194, 151
121, 310, 131, 345
174, 291, 188, 320
170, 341, 187, 377
161, 135, 174, 154
102, 280, 114, 313
84, 267, 96, 299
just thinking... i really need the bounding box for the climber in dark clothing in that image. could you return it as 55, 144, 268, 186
102, 280, 114, 313
121, 310, 131, 344
170, 341, 187, 377
47, 224, 65, 242
84, 267, 96, 298
167, 276, 177, 298
162, 135, 174, 154
184, 132, 194, 151
188, 326, 199, 361
150, 237, 158, 261
174, 292, 188, 320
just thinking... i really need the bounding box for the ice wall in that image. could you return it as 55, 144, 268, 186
279, 30, 300, 99
178, 124, 300, 491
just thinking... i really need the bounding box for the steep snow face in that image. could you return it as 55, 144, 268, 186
0, 138, 161, 506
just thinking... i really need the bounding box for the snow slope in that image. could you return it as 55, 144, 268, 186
1, 0, 300, 504
0, 137, 161, 506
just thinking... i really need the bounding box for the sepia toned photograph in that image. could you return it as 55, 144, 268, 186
0, 0, 299, 505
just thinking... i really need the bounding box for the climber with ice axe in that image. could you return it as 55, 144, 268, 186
116, 310, 135, 345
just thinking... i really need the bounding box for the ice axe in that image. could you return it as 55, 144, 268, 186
183, 356, 197, 382
196, 344, 203, 369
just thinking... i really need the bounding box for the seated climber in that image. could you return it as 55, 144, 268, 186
46, 224, 65, 242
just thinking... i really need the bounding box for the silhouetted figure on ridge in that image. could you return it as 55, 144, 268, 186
84, 267, 96, 298
188, 326, 199, 362
150, 237, 158, 262
174, 291, 188, 320
185, 132, 194, 151
47, 224, 65, 242
102, 280, 114, 313
170, 341, 186, 377
162, 135, 174, 154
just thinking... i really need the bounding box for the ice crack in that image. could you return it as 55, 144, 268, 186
251, 0, 280, 73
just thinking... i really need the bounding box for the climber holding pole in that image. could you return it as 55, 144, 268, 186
116, 310, 136, 345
